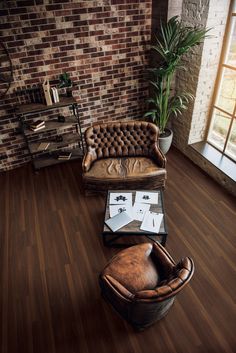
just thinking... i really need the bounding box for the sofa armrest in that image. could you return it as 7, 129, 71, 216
101, 275, 134, 301
152, 145, 166, 168
82, 152, 96, 173
151, 242, 175, 278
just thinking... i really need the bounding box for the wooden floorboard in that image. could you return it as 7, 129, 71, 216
0, 147, 235, 353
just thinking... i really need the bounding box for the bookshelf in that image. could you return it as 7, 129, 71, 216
17, 97, 84, 171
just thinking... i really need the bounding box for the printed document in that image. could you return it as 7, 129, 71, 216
132, 203, 150, 221
109, 204, 133, 218
140, 211, 163, 233
135, 191, 158, 204
109, 192, 132, 206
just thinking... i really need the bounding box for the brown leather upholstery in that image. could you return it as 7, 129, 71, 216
99, 243, 194, 329
82, 121, 167, 191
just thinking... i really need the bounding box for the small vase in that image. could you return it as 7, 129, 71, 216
159, 128, 173, 154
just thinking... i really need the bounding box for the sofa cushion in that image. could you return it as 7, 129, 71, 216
83, 157, 166, 181
103, 243, 159, 293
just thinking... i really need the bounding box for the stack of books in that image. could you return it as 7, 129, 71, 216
30, 120, 45, 132
37, 142, 50, 151
51, 87, 60, 103
57, 152, 72, 160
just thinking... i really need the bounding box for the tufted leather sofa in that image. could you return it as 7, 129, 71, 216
99, 242, 194, 330
82, 121, 167, 192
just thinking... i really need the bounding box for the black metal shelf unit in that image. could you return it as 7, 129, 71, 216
17, 97, 84, 171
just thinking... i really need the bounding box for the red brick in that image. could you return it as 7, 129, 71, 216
50, 40, 67, 47
88, 19, 103, 25
45, 5, 63, 11
40, 24, 56, 31
22, 26, 39, 33
30, 18, 53, 25
90, 30, 103, 36
42, 36, 58, 43
7, 41, 24, 47
73, 8, 88, 14
97, 35, 111, 41
83, 47, 98, 54
34, 43, 51, 49
9, 7, 27, 14
96, 12, 110, 18
60, 56, 75, 63
88, 7, 103, 13
20, 56, 35, 63
49, 29, 66, 35
20, 13, 37, 20
99, 56, 112, 62
112, 33, 125, 39
90, 52, 104, 58
104, 18, 118, 23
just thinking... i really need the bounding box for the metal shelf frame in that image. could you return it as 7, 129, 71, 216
17, 98, 84, 171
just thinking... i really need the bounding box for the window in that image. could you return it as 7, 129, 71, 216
207, 0, 236, 161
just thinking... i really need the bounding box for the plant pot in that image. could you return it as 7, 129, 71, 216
66, 86, 73, 97
159, 128, 173, 154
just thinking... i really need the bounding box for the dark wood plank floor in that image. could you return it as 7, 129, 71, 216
0, 147, 235, 353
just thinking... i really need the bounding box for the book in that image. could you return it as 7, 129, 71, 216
51, 87, 57, 103
30, 124, 45, 132
55, 87, 60, 102
57, 152, 72, 160
51, 87, 60, 103
42, 80, 52, 106
105, 211, 133, 232
140, 211, 163, 233
37, 142, 50, 151
30, 120, 45, 129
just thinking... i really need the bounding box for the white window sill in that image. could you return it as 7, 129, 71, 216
190, 142, 236, 182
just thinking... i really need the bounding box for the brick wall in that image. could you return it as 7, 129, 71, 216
167, 0, 182, 20
0, 0, 151, 171
172, 0, 235, 196
188, 0, 230, 145
173, 0, 210, 149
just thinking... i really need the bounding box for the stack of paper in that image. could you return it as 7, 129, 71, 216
109, 192, 133, 219
106, 192, 134, 232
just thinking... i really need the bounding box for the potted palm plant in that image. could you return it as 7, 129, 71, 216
58, 72, 73, 97
144, 16, 209, 154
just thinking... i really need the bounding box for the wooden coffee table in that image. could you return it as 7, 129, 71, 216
102, 189, 168, 247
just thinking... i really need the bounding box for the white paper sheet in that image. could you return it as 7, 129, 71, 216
140, 211, 163, 233
105, 211, 133, 232
109, 192, 132, 205
109, 204, 133, 219
135, 191, 158, 204
132, 203, 150, 221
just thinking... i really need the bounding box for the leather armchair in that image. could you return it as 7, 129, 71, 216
82, 121, 167, 192
99, 243, 194, 330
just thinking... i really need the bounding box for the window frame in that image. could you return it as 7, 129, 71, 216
206, 0, 236, 162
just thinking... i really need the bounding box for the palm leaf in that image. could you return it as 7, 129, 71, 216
145, 16, 209, 130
